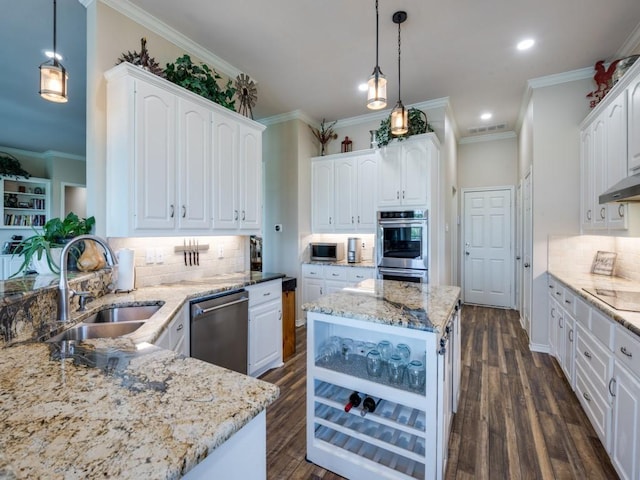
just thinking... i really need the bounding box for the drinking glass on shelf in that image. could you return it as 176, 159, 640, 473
317, 345, 334, 365
366, 349, 383, 377
340, 338, 355, 363
328, 336, 342, 355
364, 342, 377, 355
355, 341, 367, 356
388, 353, 405, 384
395, 343, 411, 363
407, 360, 426, 391
377, 340, 393, 362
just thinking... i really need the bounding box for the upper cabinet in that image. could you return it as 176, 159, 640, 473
580, 60, 640, 233
377, 133, 438, 208
105, 63, 265, 237
311, 150, 378, 233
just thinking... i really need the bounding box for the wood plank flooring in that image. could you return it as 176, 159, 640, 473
261, 305, 618, 480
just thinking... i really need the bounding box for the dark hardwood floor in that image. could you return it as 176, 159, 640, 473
261, 305, 618, 480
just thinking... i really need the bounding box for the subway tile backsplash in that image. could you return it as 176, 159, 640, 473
548, 235, 640, 282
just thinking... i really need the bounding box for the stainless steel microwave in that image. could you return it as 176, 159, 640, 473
310, 242, 345, 262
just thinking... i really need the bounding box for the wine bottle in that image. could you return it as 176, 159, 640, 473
360, 396, 381, 417
344, 392, 362, 412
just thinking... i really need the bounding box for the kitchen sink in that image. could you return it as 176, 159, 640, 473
47, 321, 146, 342
83, 305, 161, 323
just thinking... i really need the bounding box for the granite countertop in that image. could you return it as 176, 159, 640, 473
548, 269, 640, 338
0, 271, 284, 479
302, 278, 460, 334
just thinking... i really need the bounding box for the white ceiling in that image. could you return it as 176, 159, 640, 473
2, 0, 640, 156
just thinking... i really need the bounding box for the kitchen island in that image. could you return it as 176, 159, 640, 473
302, 279, 461, 480
0, 271, 284, 479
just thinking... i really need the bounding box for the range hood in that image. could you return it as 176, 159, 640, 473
599, 172, 640, 203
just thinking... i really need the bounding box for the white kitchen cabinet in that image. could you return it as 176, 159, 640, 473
0, 254, 23, 280
377, 134, 438, 208
0, 177, 50, 229
302, 264, 375, 311
312, 151, 378, 234
105, 62, 264, 237
247, 279, 283, 377
604, 91, 628, 228
155, 304, 190, 356
627, 73, 640, 173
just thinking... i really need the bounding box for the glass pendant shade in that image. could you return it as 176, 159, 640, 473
367, 66, 387, 110
391, 101, 408, 135
39, 61, 68, 103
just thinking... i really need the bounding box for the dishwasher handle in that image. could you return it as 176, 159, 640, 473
192, 296, 249, 318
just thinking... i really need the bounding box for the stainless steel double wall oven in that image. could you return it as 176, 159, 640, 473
376, 210, 429, 283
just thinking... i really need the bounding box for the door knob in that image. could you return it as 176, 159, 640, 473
465, 251, 470, 256
524, 263, 530, 268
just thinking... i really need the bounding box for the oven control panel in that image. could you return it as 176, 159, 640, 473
378, 210, 427, 220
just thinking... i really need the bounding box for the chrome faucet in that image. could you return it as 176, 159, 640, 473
57, 234, 118, 322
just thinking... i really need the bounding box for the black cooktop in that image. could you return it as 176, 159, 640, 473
583, 288, 640, 312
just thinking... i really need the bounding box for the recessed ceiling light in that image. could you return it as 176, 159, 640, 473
358, 83, 368, 92
480, 112, 492, 121
45, 50, 63, 61
517, 38, 535, 51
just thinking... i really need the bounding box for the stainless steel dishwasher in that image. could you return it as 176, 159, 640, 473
190, 289, 249, 374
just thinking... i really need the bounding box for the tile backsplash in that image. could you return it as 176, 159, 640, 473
548, 235, 640, 282
108, 236, 247, 288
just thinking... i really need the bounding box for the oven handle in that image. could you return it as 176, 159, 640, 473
378, 267, 427, 278
379, 220, 427, 227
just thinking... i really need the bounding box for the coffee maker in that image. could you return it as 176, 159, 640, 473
347, 237, 361, 263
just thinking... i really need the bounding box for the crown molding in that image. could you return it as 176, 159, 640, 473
258, 110, 317, 127
99, 0, 244, 80
78, 0, 94, 7
616, 21, 640, 59
527, 67, 593, 89
458, 131, 517, 145
0, 146, 85, 161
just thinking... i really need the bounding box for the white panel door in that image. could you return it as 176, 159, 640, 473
239, 125, 262, 230
522, 171, 532, 334
463, 188, 513, 308
628, 77, 640, 173
334, 158, 356, 230
402, 141, 429, 206
312, 160, 334, 232
212, 111, 239, 229
356, 154, 378, 231
605, 92, 628, 228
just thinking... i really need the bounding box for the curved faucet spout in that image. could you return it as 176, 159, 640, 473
58, 235, 118, 322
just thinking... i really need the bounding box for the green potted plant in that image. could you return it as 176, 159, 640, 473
12, 212, 96, 276
375, 107, 434, 147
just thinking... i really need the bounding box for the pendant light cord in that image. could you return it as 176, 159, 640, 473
374, 0, 380, 81
52, 0, 58, 66
397, 18, 402, 102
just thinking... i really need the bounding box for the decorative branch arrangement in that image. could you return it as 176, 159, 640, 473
116, 38, 164, 77
309, 119, 338, 156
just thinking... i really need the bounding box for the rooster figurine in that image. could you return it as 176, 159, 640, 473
587, 59, 621, 108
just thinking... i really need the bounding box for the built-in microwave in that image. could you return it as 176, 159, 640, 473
310, 242, 345, 262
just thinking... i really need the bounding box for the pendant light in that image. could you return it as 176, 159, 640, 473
390, 11, 408, 136
366, 0, 386, 110
40, 0, 68, 103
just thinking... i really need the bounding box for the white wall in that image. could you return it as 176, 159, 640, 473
458, 136, 518, 189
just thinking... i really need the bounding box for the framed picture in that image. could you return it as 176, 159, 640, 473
591, 250, 617, 276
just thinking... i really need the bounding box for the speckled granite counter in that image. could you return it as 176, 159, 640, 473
548, 270, 640, 338
0, 271, 284, 479
302, 278, 460, 334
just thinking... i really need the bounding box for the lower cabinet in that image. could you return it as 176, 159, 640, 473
611, 360, 640, 480
247, 279, 283, 377
155, 303, 190, 356
302, 264, 375, 309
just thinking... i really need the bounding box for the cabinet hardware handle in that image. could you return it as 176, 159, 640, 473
182, 205, 186, 218
569, 329, 574, 342
242, 210, 246, 221
619, 204, 625, 218
551, 307, 555, 318
320, 287, 323, 295
402, 190, 405, 199
352, 216, 354, 224
356, 275, 363, 279
609, 377, 617, 397
234, 210, 238, 221
558, 317, 563, 328
584, 351, 592, 359
621, 346, 633, 358
263, 292, 271, 296
176, 324, 183, 331
556, 291, 562, 296
565, 299, 571, 305
396, 191, 400, 199
600, 207, 606, 219
583, 392, 592, 402
549, 285, 554, 289
587, 209, 592, 221
170, 204, 175, 218
357, 215, 360, 223
332, 273, 339, 277
329, 216, 332, 224
524, 263, 530, 268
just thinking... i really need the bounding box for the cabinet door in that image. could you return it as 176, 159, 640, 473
628, 77, 640, 173
612, 361, 640, 480
356, 154, 378, 231
592, 115, 608, 229
378, 145, 402, 207
239, 125, 262, 230
334, 158, 357, 230
549, 297, 561, 358
303, 278, 324, 305
581, 127, 594, 230
402, 141, 429, 206
562, 314, 575, 387
605, 92, 628, 229
212, 111, 239, 229
134, 81, 177, 230
249, 301, 282, 376
178, 99, 211, 230
312, 160, 334, 232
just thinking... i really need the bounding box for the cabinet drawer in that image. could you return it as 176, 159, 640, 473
248, 280, 282, 307
324, 266, 347, 281
302, 264, 324, 278
614, 324, 640, 378
346, 267, 374, 283
576, 323, 612, 387
591, 309, 614, 350
171, 315, 187, 345
562, 289, 577, 316
574, 297, 591, 328
552, 284, 565, 304
575, 362, 611, 446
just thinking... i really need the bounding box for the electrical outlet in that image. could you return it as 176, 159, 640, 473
145, 249, 155, 264
156, 248, 164, 263
218, 246, 224, 258
362, 241, 366, 249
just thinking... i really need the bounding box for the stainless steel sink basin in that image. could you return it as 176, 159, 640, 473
84, 305, 161, 324
47, 321, 145, 342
